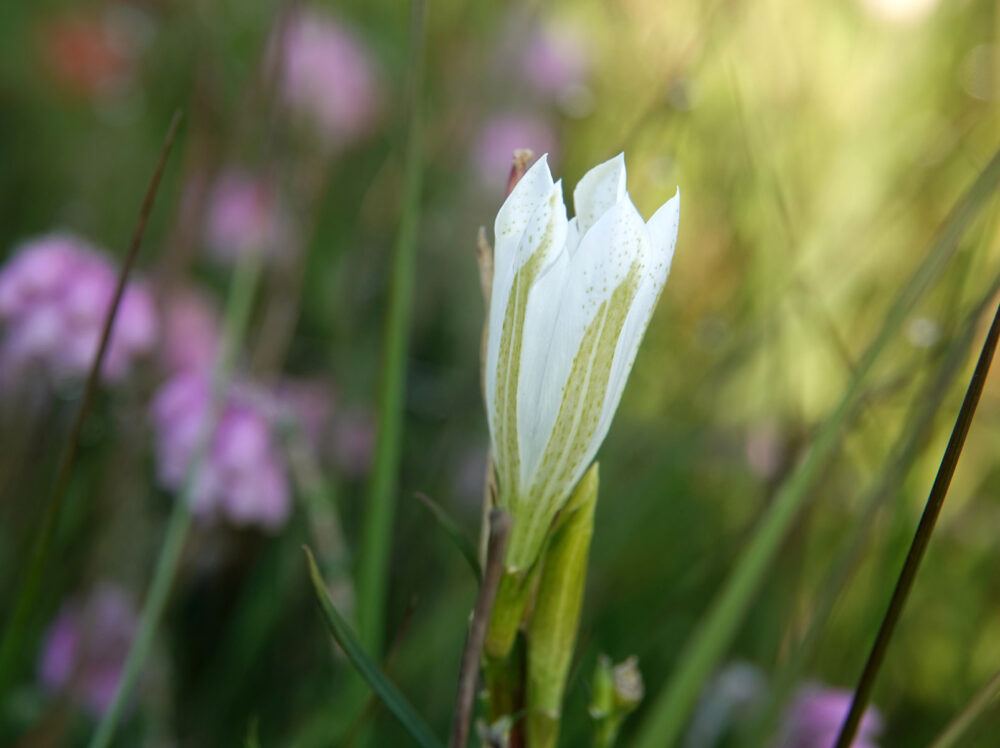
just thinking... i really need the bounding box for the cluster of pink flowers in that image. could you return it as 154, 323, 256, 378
280, 9, 381, 149
38, 584, 138, 717
150, 371, 292, 532
0, 234, 156, 387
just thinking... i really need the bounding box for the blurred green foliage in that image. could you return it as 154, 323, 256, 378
2, 0, 1000, 746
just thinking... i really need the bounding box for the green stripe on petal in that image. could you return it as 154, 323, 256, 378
505, 261, 642, 570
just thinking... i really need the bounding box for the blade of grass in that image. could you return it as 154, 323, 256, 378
0, 111, 183, 699
304, 547, 443, 748
928, 667, 1000, 748
355, 0, 428, 659
89, 251, 264, 748
632, 146, 1000, 748
343, 594, 420, 747
834, 297, 1000, 746
416, 492, 483, 583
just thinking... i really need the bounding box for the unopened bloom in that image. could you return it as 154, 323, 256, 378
778, 685, 882, 748
150, 372, 291, 531
485, 154, 679, 570
38, 584, 138, 717
0, 234, 156, 386
280, 10, 381, 149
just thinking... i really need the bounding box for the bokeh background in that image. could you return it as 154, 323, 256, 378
2, 0, 1000, 745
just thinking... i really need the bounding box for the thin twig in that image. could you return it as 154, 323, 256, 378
0, 111, 183, 694
835, 295, 1000, 748
450, 509, 512, 748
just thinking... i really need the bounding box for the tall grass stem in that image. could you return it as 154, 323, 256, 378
356, 0, 428, 658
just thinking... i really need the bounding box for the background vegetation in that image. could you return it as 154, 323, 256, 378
1, 0, 1000, 745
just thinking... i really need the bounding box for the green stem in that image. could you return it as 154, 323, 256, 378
355, 0, 428, 659
89, 254, 263, 748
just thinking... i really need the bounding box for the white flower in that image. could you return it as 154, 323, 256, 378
485, 153, 680, 571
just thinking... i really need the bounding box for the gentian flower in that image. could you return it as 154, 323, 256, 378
484, 153, 679, 572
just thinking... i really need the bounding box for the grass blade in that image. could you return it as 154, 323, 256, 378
834, 297, 1000, 746
416, 492, 483, 583
356, 0, 429, 659
928, 667, 1000, 748
632, 146, 1000, 748
304, 547, 443, 748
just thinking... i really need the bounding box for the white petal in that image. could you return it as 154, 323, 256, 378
518, 195, 649, 494
592, 189, 680, 445
645, 188, 680, 277
513, 247, 570, 490
485, 176, 569, 497
572, 153, 626, 239
485, 156, 555, 441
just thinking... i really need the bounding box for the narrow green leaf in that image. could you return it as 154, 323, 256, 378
415, 492, 482, 583
304, 547, 443, 748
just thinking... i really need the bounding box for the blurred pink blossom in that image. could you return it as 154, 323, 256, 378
160, 287, 221, 374
521, 26, 591, 96
473, 114, 558, 189
0, 234, 157, 386
150, 372, 291, 531
280, 10, 381, 148
203, 169, 294, 261
777, 685, 882, 748
38, 584, 138, 717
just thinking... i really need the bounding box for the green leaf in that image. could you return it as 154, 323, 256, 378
415, 492, 482, 583
303, 547, 443, 748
